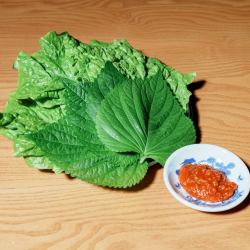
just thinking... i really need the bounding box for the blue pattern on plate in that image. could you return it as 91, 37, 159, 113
184, 190, 243, 208
199, 157, 235, 176
175, 157, 243, 208
237, 175, 244, 181
181, 158, 196, 166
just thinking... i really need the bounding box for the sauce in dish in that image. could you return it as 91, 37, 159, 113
178, 164, 237, 202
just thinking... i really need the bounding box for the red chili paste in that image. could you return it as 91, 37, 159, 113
178, 164, 237, 202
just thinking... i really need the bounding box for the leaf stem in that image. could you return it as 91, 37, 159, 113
139, 156, 147, 164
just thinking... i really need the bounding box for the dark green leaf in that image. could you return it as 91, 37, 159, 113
96, 71, 196, 165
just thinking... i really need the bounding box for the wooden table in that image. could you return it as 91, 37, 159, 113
0, 1, 249, 249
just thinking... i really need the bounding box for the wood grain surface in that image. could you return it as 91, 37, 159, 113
0, 0, 250, 249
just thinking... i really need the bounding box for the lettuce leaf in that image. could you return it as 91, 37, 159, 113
0, 32, 196, 187
25, 63, 195, 187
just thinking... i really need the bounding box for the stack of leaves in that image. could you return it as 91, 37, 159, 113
0, 32, 196, 188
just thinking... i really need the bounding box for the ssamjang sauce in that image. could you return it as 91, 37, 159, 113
178, 164, 237, 202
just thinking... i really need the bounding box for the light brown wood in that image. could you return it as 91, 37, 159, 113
0, 0, 250, 249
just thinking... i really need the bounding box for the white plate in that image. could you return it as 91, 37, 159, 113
163, 144, 250, 212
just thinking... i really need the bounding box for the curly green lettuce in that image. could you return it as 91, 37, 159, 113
0, 32, 196, 187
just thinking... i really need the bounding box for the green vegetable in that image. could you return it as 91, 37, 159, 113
0, 31, 196, 188
96, 71, 195, 165
26, 74, 148, 188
